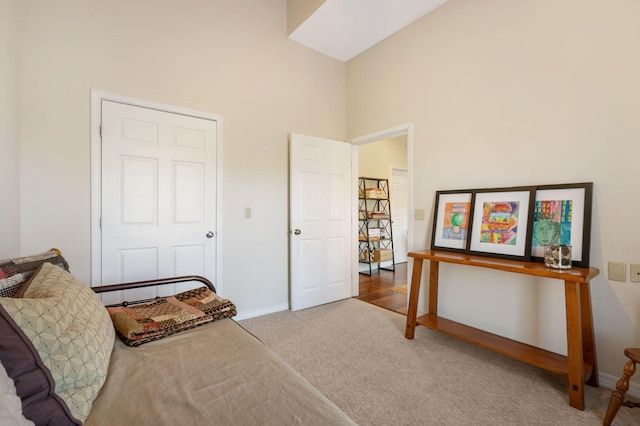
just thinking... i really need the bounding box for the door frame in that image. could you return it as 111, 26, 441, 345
349, 122, 414, 296
89, 89, 224, 289
390, 166, 409, 264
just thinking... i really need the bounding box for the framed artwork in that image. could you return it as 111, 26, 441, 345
531, 182, 593, 267
467, 186, 537, 261
430, 190, 474, 252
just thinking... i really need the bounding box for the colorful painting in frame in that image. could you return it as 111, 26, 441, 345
467, 186, 536, 261
431, 190, 473, 252
531, 183, 593, 267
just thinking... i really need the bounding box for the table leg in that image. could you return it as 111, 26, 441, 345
565, 280, 585, 410
405, 258, 424, 339
580, 281, 599, 387
428, 260, 439, 316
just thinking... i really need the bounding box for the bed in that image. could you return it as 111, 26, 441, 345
0, 250, 355, 425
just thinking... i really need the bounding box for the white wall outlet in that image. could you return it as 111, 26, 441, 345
631, 264, 640, 283
608, 261, 626, 282
415, 209, 425, 220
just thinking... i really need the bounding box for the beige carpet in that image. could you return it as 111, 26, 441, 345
239, 298, 640, 426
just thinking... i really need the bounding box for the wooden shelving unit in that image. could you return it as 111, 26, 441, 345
358, 177, 395, 276
415, 314, 593, 378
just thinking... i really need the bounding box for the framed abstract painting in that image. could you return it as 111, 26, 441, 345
531, 182, 593, 267
467, 186, 537, 261
430, 190, 474, 252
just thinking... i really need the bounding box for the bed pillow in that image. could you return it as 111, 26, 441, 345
108, 286, 236, 346
0, 248, 69, 298
0, 306, 77, 425
0, 263, 115, 423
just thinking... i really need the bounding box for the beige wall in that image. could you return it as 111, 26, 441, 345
358, 135, 408, 180
347, 0, 640, 383
16, 0, 345, 314
10, 0, 639, 390
287, 0, 326, 35
0, 0, 20, 258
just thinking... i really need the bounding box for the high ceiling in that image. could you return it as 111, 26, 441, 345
288, 0, 449, 62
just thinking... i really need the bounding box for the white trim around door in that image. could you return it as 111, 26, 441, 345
349, 123, 414, 296
90, 89, 224, 291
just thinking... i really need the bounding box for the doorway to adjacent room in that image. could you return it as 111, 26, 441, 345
350, 124, 413, 315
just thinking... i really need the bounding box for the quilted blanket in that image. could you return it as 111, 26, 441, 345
107, 286, 236, 346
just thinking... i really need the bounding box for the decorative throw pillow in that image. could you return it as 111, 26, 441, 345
0, 263, 115, 423
0, 305, 80, 425
108, 286, 236, 346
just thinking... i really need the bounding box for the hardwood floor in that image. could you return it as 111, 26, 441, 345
355, 262, 408, 315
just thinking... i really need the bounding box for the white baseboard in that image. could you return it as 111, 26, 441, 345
234, 303, 289, 321
599, 372, 640, 399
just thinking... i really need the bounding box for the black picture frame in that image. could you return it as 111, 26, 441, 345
430, 189, 474, 253
467, 186, 537, 261
531, 182, 593, 268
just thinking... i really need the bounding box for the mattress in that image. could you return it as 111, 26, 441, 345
85, 318, 354, 425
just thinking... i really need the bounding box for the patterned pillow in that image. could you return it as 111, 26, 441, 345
0, 263, 115, 423
0, 305, 78, 425
108, 286, 236, 346
0, 249, 69, 298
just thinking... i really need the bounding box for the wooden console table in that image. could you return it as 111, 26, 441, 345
405, 249, 600, 410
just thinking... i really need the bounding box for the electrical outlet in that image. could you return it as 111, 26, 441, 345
631, 264, 640, 283
608, 261, 626, 282
415, 209, 425, 220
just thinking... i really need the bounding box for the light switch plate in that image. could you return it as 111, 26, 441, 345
415, 209, 425, 220
608, 261, 626, 282
631, 264, 640, 283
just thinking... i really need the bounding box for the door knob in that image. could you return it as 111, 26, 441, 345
206, 231, 214, 238
293, 229, 301, 235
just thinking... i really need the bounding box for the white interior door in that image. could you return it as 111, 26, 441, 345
290, 133, 352, 311
391, 168, 409, 263
100, 100, 218, 303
